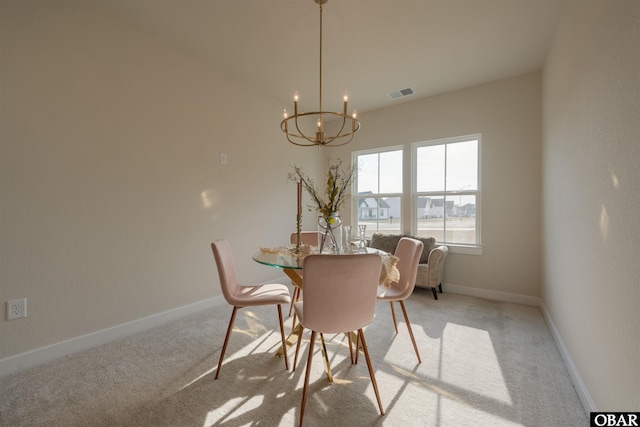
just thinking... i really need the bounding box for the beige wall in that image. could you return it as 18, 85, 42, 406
331, 72, 543, 299
542, 0, 640, 410
0, 0, 320, 360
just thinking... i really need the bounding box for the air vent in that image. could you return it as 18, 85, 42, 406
387, 87, 415, 100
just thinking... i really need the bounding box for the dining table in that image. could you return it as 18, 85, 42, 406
252, 245, 399, 382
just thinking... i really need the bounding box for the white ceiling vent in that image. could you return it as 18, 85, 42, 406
387, 87, 415, 100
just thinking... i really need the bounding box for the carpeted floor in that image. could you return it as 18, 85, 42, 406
0, 289, 588, 426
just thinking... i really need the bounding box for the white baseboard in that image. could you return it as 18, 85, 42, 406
445, 283, 593, 414
0, 296, 225, 377
540, 303, 596, 413
443, 282, 542, 306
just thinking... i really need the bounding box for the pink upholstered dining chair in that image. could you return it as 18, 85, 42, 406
211, 239, 291, 379
292, 253, 384, 426
288, 232, 322, 316
376, 237, 424, 363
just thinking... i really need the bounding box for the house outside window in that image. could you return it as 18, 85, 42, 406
352, 148, 403, 236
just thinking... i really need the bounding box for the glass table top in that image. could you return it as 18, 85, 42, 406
252, 247, 383, 270
252, 250, 304, 270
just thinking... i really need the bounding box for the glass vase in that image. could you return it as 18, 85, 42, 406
343, 225, 352, 253
318, 213, 342, 253
358, 224, 367, 252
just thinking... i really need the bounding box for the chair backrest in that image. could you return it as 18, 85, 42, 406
290, 231, 322, 246
301, 254, 382, 333
211, 239, 241, 306
392, 237, 424, 299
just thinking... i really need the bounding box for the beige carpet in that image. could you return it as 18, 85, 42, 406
0, 289, 587, 426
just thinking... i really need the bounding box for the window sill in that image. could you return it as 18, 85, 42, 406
442, 245, 483, 256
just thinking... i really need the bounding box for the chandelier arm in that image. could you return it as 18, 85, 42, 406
281, 120, 316, 146
281, 120, 319, 146
332, 119, 360, 146
323, 134, 355, 147
284, 131, 355, 147
293, 114, 321, 145
323, 116, 348, 144
288, 135, 318, 147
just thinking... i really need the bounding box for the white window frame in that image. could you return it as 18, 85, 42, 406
412, 134, 482, 255
349, 135, 482, 255
351, 146, 404, 236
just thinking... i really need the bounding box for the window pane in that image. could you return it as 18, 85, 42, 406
416, 196, 444, 240
355, 149, 403, 237
379, 151, 403, 193
445, 195, 477, 244
356, 196, 401, 236
416, 145, 445, 192
357, 153, 379, 193
446, 140, 478, 191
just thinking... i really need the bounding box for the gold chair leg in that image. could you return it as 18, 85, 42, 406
289, 287, 300, 316
291, 311, 298, 333
319, 333, 333, 383
389, 301, 398, 333
215, 306, 238, 380
358, 329, 384, 416
399, 301, 421, 363
300, 330, 316, 427
347, 331, 359, 364
277, 304, 289, 370
290, 290, 301, 332
293, 324, 305, 371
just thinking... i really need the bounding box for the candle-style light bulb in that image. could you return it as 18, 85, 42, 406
294, 92, 299, 102
352, 109, 357, 119
283, 109, 288, 119
343, 93, 348, 114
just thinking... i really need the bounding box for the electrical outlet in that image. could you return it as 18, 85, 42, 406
7, 298, 27, 320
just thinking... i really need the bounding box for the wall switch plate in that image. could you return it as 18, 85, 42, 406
7, 298, 27, 320
220, 152, 228, 165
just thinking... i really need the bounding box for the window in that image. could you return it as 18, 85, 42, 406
351, 135, 481, 253
353, 148, 403, 236
414, 135, 480, 248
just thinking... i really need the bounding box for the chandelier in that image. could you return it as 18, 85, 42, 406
280, 0, 360, 147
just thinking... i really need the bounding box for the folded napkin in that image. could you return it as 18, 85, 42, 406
259, 244, 314, 258
380, 253, 400, 288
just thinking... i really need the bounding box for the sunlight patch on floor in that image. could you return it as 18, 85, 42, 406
441, 323, 512, 405
203, 395, 262, 427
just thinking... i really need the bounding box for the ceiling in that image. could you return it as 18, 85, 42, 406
109, 0, 565, 114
